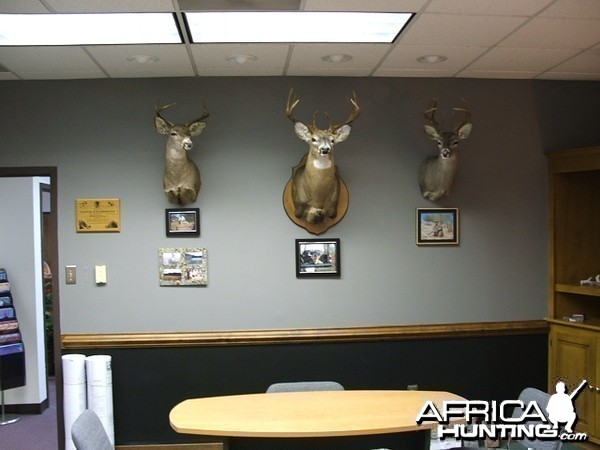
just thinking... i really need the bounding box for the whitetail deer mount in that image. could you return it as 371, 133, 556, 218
155, 102, 209, 206
418, 99, 472, 202
283, 89, 360, 232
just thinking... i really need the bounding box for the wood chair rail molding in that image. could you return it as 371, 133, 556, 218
62, 320, 547, 350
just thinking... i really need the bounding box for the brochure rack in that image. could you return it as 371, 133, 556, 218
0, 268, 25, 425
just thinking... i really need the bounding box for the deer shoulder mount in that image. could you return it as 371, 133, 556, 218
418, 99, 472, 202
155, 102, 209, 206
284, 89, 360, 228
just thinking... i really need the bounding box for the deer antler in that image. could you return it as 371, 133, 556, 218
286, 88, 301, 124
423, 99, 439, 129
156, 102, 210, 127
155, 102, 177, 127
331, 91, 361, 131
187, 102, 210, 126
452, 99, 471, 133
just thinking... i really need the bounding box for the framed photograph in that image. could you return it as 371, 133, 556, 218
159, 248, 207, 286
416, 208, 459, 245
296, 238, 340, 278
76, 198, 120, 232
166, 208, 200, 237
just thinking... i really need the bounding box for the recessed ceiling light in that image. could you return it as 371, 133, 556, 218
184, 11, 413, 43
417, 54, 448, 64
322, 54, 352, 63
127, 55, 159, 64
225, 54, 257, 64
0, 13, 182, 46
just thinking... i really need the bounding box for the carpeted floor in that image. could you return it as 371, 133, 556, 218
1, 377, 59, 450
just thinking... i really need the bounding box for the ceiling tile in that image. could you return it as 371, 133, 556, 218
374, 67, 458, 77
287, 43, 388, 77
468, 47, 580, 72
457, 69, 539, 79
0, 47, 106, 79
543, 47, 600, 78
537, 71, 600, 80
0, 0, 48, 13
400, 14, 527, 47
303, 0, 427, 12
44, 0, 174, 12
87, 45, 194, 78
540, 0, 600, 19
499, 18, 600, 49
0, 72, 19, 80
425, 0, 552, 16
178, 0, 300, 11
190, 44, 289, 76
379, 45, 487, 73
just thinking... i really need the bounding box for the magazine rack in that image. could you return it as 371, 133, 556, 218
0, 268, 26, 425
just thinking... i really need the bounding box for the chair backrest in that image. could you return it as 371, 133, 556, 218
71, 409, 114, 450
509, 387, 562, 450
266, 381, 345, 393
266, 381, 390, 450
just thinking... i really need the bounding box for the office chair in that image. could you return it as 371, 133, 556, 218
71, 409, 114, 450
266, 381, 390, 450
451, 387, 562, 450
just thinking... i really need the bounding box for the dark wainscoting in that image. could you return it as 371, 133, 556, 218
62, 321, 549, 449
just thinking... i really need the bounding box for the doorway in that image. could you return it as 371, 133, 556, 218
0, 167, 63, 449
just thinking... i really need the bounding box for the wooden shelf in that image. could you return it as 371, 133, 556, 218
547, 317, 600, 331
555, 284, 600, 297
547, 146, 600, 441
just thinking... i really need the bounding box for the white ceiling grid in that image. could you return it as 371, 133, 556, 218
0, 0, 598, 80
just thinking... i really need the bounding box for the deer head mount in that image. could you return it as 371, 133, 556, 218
155, 102, 209, 206
418, 99, 472, 202
284, 89, 360, 229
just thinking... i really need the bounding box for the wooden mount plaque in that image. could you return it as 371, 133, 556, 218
282, 156, 349, 235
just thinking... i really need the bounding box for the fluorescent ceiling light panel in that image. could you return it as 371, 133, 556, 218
0, 13, 182, 46
184, 11, 413, 43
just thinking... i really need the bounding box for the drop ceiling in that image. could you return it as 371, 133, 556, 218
0, 0, 599, 81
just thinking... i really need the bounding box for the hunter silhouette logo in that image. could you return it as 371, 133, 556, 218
416, 381, 589, 444
547, 379, 587, 433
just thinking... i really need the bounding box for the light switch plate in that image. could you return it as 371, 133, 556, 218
95, 265, 107, 284
65, 265, 76, 285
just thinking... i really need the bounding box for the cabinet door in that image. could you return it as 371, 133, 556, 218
549, 326, 596, 437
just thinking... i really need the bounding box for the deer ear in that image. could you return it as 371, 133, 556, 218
424, 124, 440, 140
294, 122, 312, 142
155, 117, 170, 135
334, 124, 352, 143
188, 121, 207, 137
457, 122, 472, 140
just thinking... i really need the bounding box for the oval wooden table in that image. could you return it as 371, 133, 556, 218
170, 390, 465, 439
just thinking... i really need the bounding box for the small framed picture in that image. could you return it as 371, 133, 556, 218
159, 248, 207, 286
166, 208, 200, 237
416, 208, 459, 245
296, 238, 341, 278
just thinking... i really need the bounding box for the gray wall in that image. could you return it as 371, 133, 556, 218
1, 77, 599, 334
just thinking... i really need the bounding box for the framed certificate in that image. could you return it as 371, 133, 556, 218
76, 199, 121, 233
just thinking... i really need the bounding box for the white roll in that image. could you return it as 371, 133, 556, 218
85, 355, 115, 445
62, 354, 86, 385
62, 354, 87, 450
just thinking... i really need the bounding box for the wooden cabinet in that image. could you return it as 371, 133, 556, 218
548, 324, 597, 437
547, 146, 600, 443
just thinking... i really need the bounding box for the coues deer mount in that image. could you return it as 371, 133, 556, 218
155, 102, 209, 206
283, 89, 360, 234
418, 99, 472, 202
